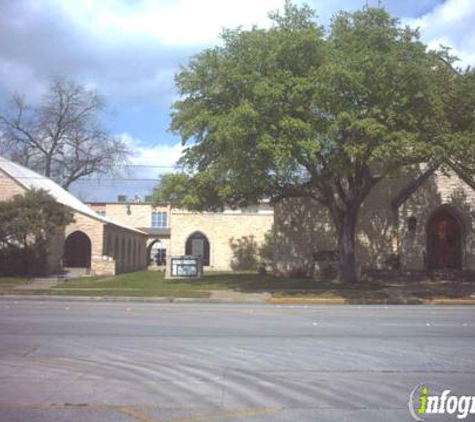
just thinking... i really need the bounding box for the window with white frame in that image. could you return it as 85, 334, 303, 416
151, 211, 168, 228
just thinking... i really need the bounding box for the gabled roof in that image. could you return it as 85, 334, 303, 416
392, 160, 475, 208
0, 156, 145, 235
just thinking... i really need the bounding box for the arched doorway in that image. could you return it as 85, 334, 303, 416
148, 240, 166, 266
64, 231, 92, 268
185, 232, 210, 266
427, 208, 463, 269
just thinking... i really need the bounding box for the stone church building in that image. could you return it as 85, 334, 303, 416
274, 161, 475, 277
87, 201, 274, 272
0, 156, 273, 277
4, 153, 473, 279
0, 157, 148, 276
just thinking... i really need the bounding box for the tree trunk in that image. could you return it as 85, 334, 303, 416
44, 154, 52, 178
336, 210, 358, 284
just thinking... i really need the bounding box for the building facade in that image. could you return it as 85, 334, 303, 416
4, 155, 473, 279
88, 201, 274, 271
274, 162, 475, 277
0, 157, 147, 276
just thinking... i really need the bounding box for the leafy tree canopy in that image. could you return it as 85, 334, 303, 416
157, 2, 475, 282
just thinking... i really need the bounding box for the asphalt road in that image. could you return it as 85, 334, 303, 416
0, 300, 474, 422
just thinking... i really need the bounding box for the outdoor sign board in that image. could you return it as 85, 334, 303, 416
170, 256, 202, 278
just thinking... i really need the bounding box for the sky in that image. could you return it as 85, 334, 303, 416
0, 0, 474, 201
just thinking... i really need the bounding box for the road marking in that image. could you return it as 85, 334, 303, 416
119, 406, 156, 422
0, 404, 281, 422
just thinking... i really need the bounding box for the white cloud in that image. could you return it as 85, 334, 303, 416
406, 0, 475, 67
49, 0, 287, 47
119, 132, 183, 169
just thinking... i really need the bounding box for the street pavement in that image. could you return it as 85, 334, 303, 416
0, 300, 474, 421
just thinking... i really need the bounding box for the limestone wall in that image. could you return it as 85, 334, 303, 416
89, 203, 170, 228
101, 225, 147, 275
398, 165, 475, 270
0, 170, 26, 200
169, 211, 274, 271
275, 165, 475, 275
274, 177, 404, 275
64, 213, 147, 276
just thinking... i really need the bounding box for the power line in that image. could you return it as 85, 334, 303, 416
4, 175, 174, 182
0, 162, 176, 169
124, 164, 178, 168
73, 178, 162, 182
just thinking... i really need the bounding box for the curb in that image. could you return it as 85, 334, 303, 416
269, 297, 475, 305
0, 294, 266, 304
430, 299, 475, 305
2, 294, 475, 306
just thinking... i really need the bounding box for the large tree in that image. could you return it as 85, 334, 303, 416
0, 77, 130, 189
158, 3, 475, 282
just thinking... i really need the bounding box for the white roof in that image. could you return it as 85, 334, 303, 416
0, 156, 145, 235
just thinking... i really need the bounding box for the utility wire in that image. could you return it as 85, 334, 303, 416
4, 176, 175, 182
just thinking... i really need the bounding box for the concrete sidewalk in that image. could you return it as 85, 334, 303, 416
1, 293, 475, 305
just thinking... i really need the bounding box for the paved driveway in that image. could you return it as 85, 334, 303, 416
0, 300, 474, 421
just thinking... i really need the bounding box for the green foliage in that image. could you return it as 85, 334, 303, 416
229, 235, 259, 271
163, 2, 475, 282
154, 173, 224, 211
0, 189, 74, 276
229, 227, 275, 271
259, 226, 275, 264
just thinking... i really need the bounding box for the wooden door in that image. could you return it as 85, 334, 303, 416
427, 210, 462, 269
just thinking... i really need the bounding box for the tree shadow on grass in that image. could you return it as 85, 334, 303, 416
194, 271, 385, 295
193, 271, 475, 300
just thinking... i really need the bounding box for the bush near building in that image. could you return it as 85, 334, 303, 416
0, 189, 73, 276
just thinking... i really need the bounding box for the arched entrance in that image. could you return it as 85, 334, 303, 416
64, 231, 92, 268
427, 208, 463, 269
148, 240, 166, 266
185, 232, 210, 266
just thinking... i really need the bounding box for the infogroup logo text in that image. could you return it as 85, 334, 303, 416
409, 385, 475, 420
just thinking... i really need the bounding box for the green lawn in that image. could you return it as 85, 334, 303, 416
0, 277, 29, 291
53, 271, 211, 297
2, 270, 474, 301
52, 270, 387, 299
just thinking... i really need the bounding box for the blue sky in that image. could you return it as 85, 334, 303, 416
0, 0, 474, 201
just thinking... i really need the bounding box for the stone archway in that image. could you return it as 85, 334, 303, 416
427, 208, 463, 269
185, 232, 210, 266
148, 240, 166, 266
64, 231, 92, 268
